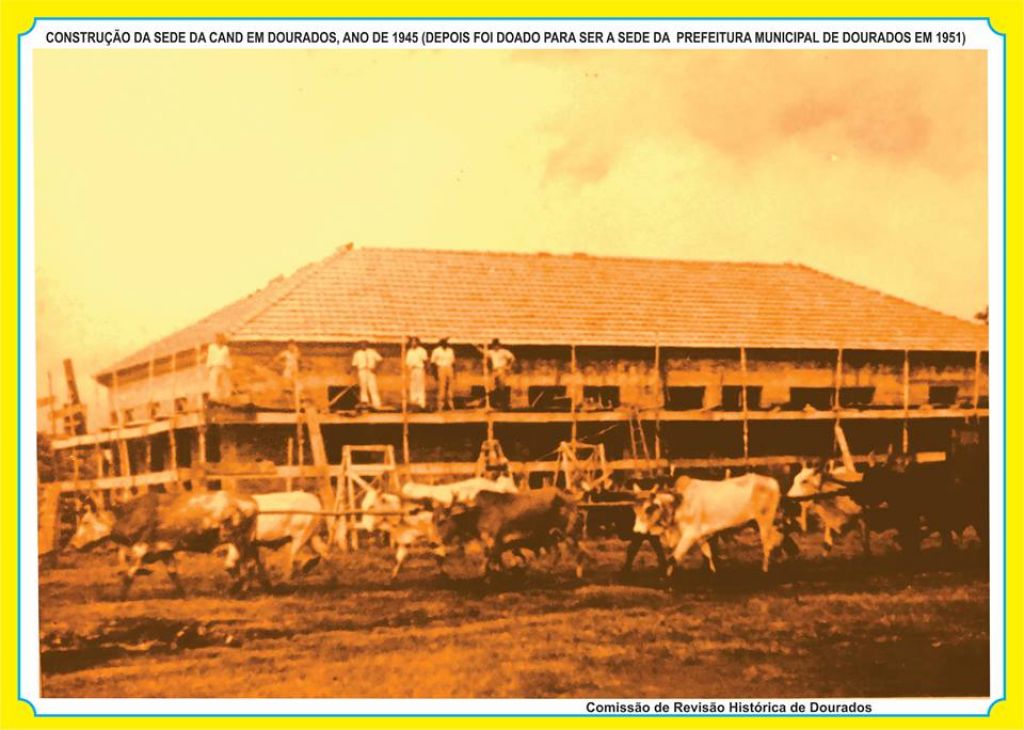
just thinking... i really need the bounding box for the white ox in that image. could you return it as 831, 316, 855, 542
352, 487, 447, 580
400, 475, 518, 506
786, 465, 868, 555
352, 477, 518, 579
665, 473, 783, 576
251, 491, 334, 580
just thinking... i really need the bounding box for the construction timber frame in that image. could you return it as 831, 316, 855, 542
42, 344, 988, 495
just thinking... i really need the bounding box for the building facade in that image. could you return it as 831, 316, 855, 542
46, 246, 989, 492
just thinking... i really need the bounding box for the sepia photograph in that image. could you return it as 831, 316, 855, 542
23, 24, 999, 710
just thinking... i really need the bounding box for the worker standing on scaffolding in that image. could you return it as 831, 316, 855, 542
352, 340, 382, 410
206, 332, 233, 402
431, 337, 456, 411
487, 338, 515, 410
274, 340, 301, 404
405, 336, 428, 410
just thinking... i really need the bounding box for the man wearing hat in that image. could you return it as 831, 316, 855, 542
405, 336, 429, 410
430, 337, 456, 411
486, 338, 515, 409
352, 340, 383, 410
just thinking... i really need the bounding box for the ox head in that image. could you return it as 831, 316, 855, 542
432, 500, 477, 545
787, 465, 824, 498
359, 486, 384, 531
632, 485, 680, 538
69, 503, 115, 550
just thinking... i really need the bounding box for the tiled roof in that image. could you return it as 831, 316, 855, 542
100, 246, 988, 376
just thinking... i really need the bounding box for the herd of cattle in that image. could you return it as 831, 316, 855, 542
66, 448, 988, 600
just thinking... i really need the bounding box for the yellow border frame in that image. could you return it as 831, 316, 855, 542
1, 2, 1020, 728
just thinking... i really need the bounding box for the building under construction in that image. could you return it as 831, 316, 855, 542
38, 245, 989, 548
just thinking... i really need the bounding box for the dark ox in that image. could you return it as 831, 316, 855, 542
69, 491, 266, 599
787, 449, 987, 556
434, 487, 587, 578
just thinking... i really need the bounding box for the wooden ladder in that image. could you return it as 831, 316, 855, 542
627, 407, 652, 477
555, 440, 609, 493
335, 444, 397, 550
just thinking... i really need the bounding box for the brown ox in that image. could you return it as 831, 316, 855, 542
70, 491, 265, 599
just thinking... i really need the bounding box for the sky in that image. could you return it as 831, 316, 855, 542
32, 48, 988, 421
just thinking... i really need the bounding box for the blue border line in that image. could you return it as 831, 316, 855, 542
15, 15, 1009, 719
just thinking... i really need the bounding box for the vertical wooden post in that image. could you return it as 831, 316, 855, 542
400, 338, 410, 470
654, 335, 662, 469
833, 347, 843, 455
111, 370, 120, 427
834, 347, 843, 410
63, 358, 85, 435
972, 349, 982, 416
285, 437, 294, 491
110, 370, 131, 481
147, 353, 155, 420
195, 344, 203, 412
483, 343, 494, 442
295, 349, 305, 487
902, 349, 910, 453
168, 352, 178, 488
740, 347, 749, 464
106, 373, 117, 428
297, 425, 305, 482
570, 344, 578, 444
198, 427, 207, 466
167, 423, 178, 488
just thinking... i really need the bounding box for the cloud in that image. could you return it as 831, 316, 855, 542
528, 50, 985, 185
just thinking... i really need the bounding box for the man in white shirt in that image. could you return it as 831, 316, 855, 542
352, 340, 383, 410
405, 336, 429, 410
206, 332, 233, 402
430, 337, 456, 411
273, 340, 301, 406
487, 338, 515, 409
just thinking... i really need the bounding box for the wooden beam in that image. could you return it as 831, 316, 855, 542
653, 336, 662, 467
834, 347, 843, 410
167, 415, 178, 488
570, 343, 578, 444
285, 437, 294, 491
62, 358, 87, 435
833, 347, 843, 455
50, 412, 205, 450
147, 353, 156, 419
902, 349, 910, 453
834, 422, 856, 473
739, 346, 749, 463
94, 443, 104, 479
50, 405, 990, 452
43, 449, 951, 495
196, 426, 207, 489
973, 349, 982, 416
483, 343, 494, 442
400, 337, 410, 469
303, 405, 334, 514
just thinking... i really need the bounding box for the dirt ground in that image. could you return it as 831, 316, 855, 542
38, 529, 989, 699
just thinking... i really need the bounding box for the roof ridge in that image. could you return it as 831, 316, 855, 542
352, 245, 797, 269
791, 263, 987, 332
